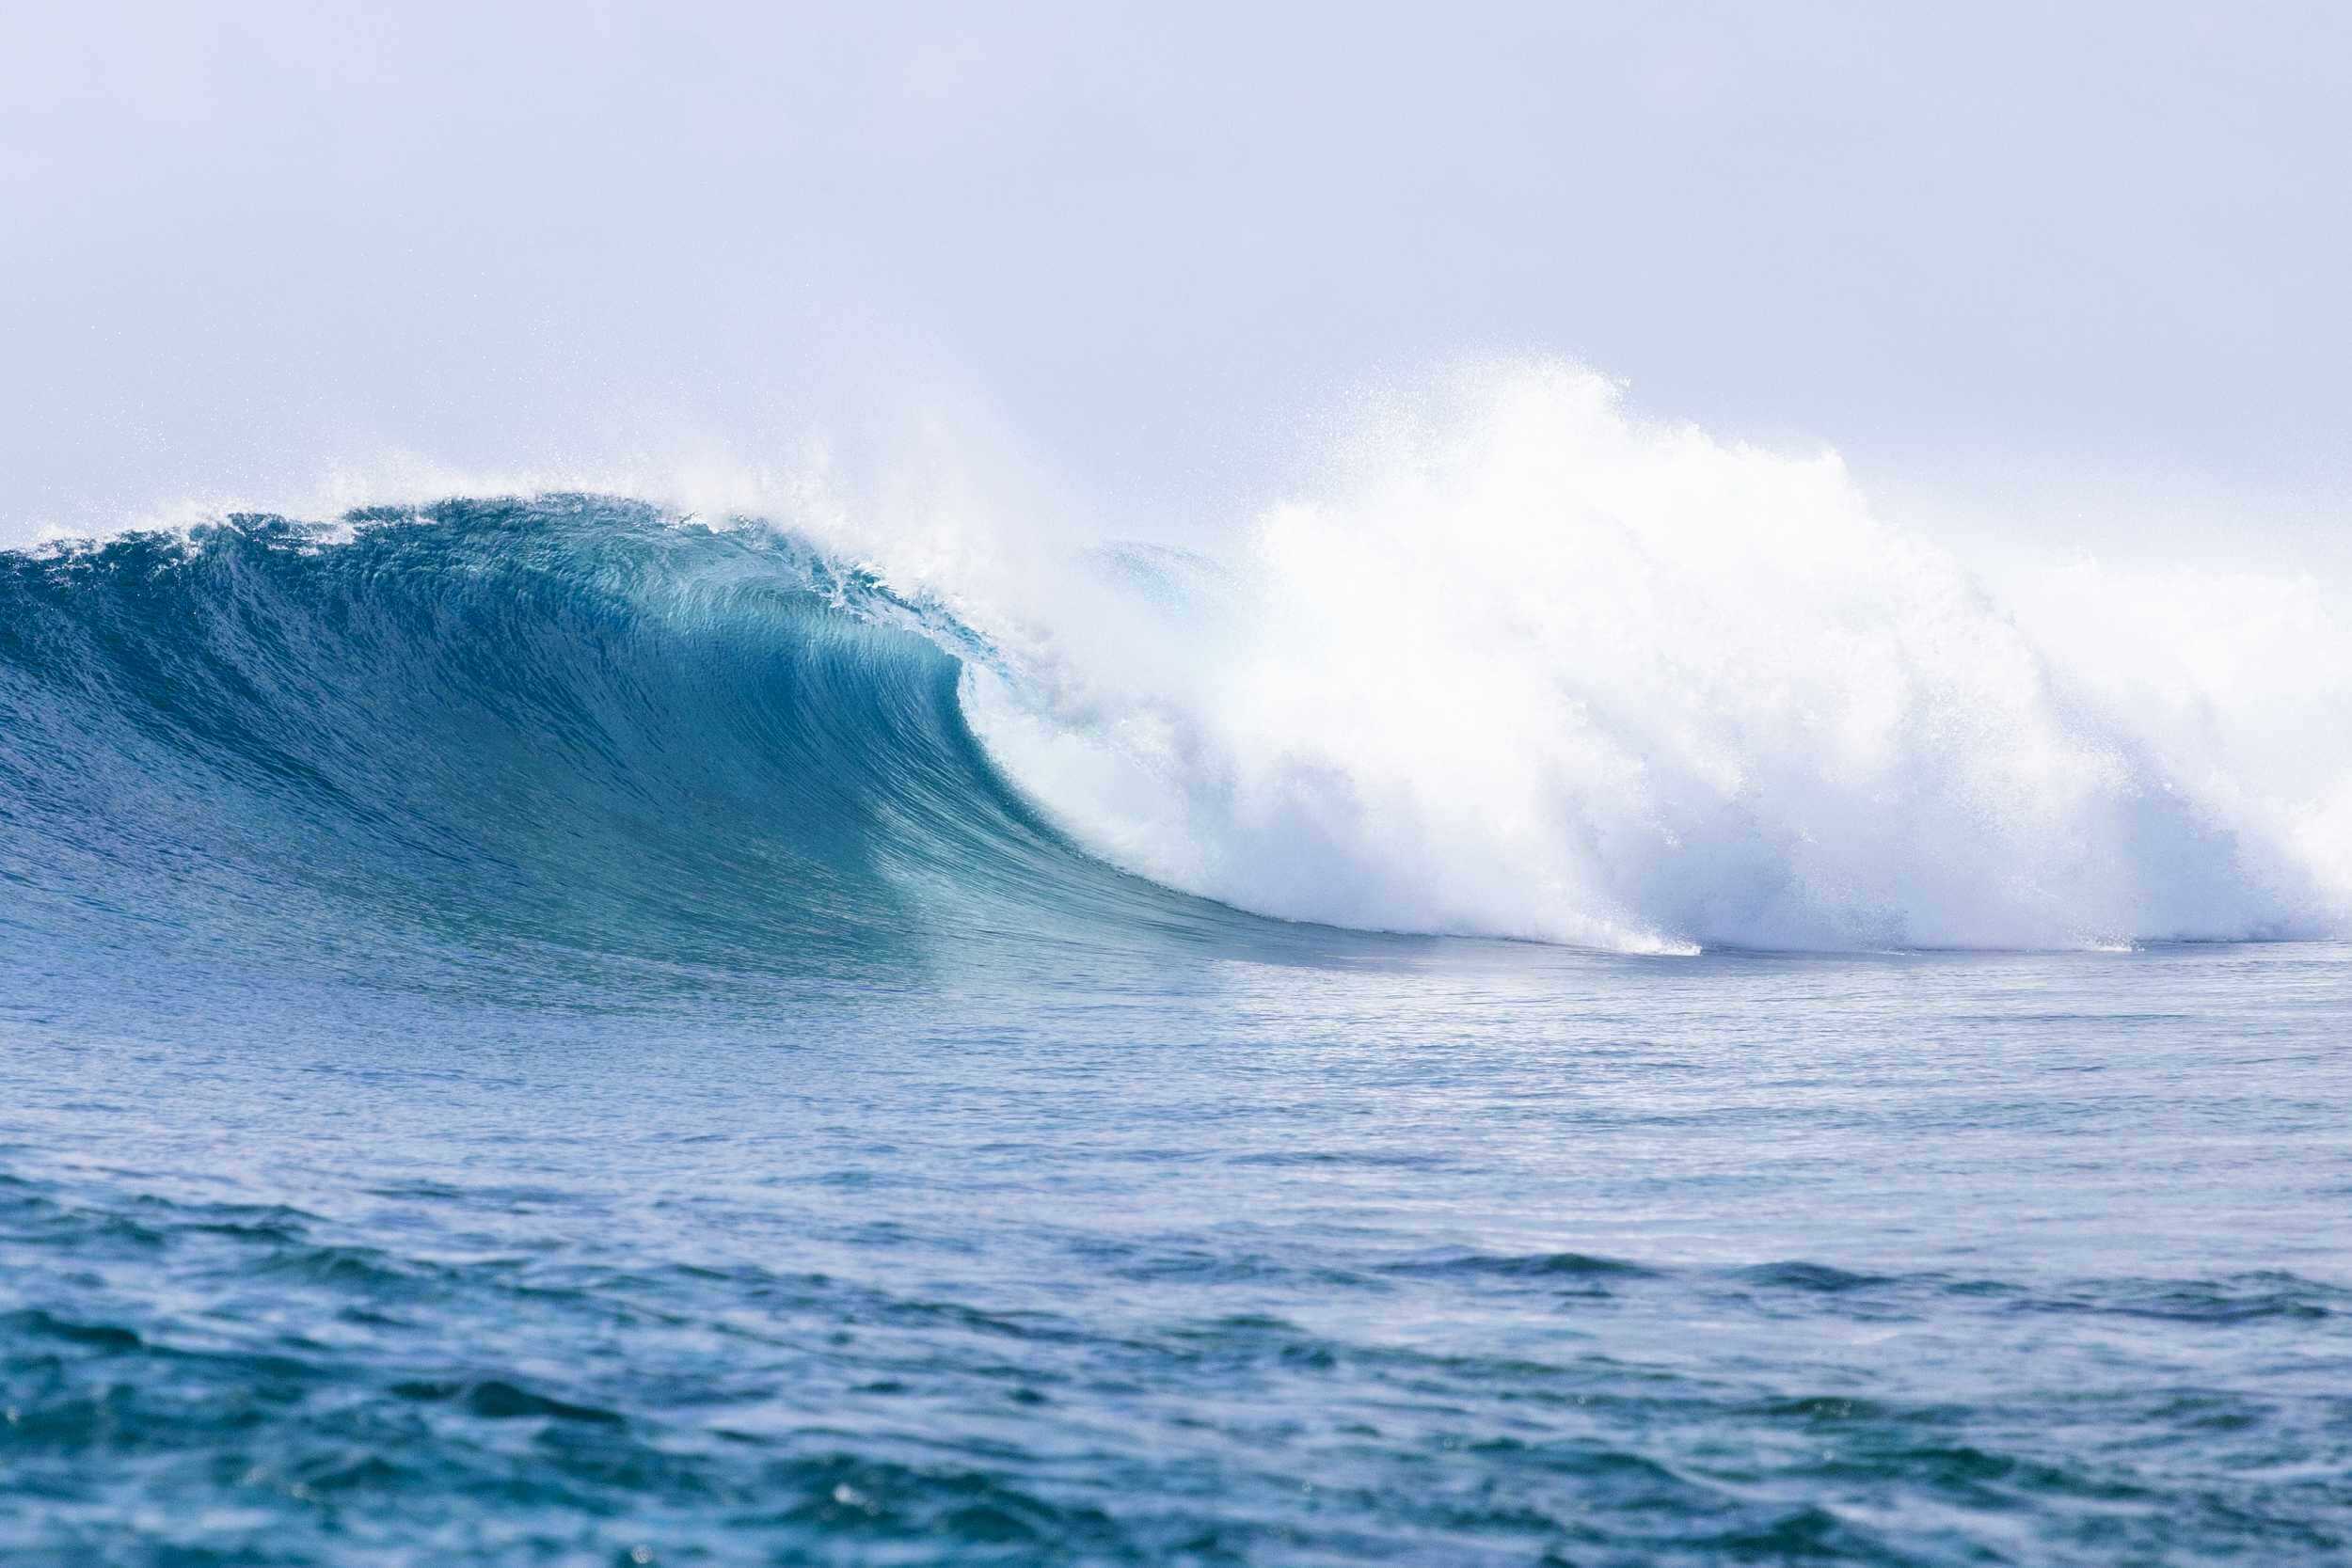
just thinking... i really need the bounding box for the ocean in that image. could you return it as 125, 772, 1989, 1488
4, 493, 2347, 1565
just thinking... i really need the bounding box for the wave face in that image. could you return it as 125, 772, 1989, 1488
0, 499, 1290, 1005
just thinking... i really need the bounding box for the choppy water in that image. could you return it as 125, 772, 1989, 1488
5, 500, 2348, 1564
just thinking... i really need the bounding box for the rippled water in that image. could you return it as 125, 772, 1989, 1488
6, 940, 2348, 1565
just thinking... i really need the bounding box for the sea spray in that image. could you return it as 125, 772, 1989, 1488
963, 363, 2346, 950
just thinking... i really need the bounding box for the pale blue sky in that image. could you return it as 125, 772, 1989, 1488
4, 2, 2345, 541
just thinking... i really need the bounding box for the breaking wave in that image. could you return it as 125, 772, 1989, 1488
5, 363, 2345, 962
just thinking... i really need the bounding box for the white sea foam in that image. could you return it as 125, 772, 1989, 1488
953, 362, 2351, 952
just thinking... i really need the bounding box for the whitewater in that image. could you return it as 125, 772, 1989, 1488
6, 360, 2351, 1567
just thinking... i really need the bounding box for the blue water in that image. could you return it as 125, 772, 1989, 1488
4, 500, 2348, 1564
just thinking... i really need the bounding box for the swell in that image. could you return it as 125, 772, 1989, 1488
0, 497, 1285, 998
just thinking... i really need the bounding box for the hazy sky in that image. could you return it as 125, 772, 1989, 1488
5, 2, 2346, 542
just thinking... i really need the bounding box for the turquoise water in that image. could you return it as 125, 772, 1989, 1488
5, 502, 2348, 1564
